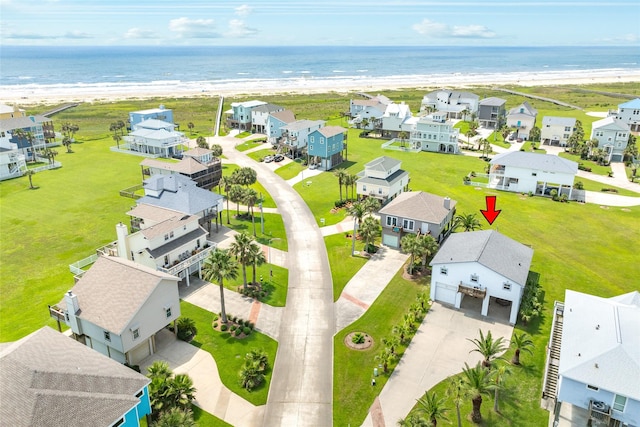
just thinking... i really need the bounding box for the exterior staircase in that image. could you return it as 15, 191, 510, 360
542, 302, 564, 400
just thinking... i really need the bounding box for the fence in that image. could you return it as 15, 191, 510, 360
381, 138, 421, 153
69, 254, 98, 276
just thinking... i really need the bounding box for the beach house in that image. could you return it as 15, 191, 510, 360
140, 146, 222, 189
381, 102, 413, 138
545, 290, 640, 427
420, 90, 479, 119
49, 256, 181, 366
0, 114, 55, 161
609, 98, 640, 132
589, 117, 630, 163
0, 130, 27, 181
129, 105, 174, 128
252, 103, 285, 133
124, 119, 187, 158
279, 119, 325, 158
0, 326, 152, 427
356, 156, 410, 205
227, 100, 267, 131
378, 191, 456, 249
488, 151, 578, 197
506, 101, 538, 140
541, 116, 576, 147
0, 103, 26, 119
349, 94, 391, 130
429, 230, 534, 325
409, 112, 460, 154
478, 97, 507, 129
266, 110, 296, 144
307, 126, 347, 171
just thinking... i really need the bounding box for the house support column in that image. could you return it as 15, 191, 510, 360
509, 303, 518, 325
185, 270, 190, 287
481, 294, 490, 317
148, 336, 154, 357
455, 292, 463, 309
173, 319, 178, 337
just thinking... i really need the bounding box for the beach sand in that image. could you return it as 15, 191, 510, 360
3, 69, 640, 106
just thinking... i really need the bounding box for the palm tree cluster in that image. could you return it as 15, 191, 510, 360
61, 122, 80, 153
229, 232, 267, 293
146, 361, 196, 424
239, 348, 270, 391
218, 167, 260, 234
347, 198, 381, 256
400, 233, 438, 275
333, 168, 360, 204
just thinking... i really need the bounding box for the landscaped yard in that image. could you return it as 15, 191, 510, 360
559, 151, 612, 176
274, 159, 306, 181
221, 163, 276, 208
222, 211, 288, 251
324, 233, 369, 301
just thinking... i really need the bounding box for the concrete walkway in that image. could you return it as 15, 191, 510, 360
362, 302, 514, 426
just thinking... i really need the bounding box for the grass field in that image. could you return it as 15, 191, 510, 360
324, 233, 369, 301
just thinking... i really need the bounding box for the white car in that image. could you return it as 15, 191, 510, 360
263, 155, 274, 163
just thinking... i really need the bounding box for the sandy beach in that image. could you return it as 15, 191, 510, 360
3, 68, 640, 106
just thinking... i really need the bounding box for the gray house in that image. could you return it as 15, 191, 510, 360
478, 97, 507, 129
378, 191, 456, 248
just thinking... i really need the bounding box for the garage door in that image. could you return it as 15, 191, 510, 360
435, 282, 457, 306
129, 339, 151, 364
382, 233, 399, 248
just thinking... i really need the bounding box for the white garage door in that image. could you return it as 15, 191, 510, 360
382, 233, 399, 248
435, 282, 457, 306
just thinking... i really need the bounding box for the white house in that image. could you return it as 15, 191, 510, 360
251, 103, 285, 133
590, 117, 630, 163
409, 112, 460, 154
356, 156, 409, 204
140, 147, 222, 190
129, 105, 174, 128
349, 94, 390, 129
266, 110, 296, 144
0, 144, 26, 181
488, 151, 578, 197
507, 101, 538, 140
124, 119, 187, 158
381, 102, 413, 138
227, 100, 267, 131
279, 119, 325, 157
429, 230, 534, 325
421, 90, 479, 119
378, 191, 456, 248
541, 116, 576, 147
0, 103, 26, 119
548, 290, 640, 427
610, 98, 640, 132
49, 256, 181, 365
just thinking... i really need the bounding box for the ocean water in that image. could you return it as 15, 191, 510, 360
1, 45, 639, 96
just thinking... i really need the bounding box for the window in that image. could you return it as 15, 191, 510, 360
363, 185, 367, 192
531, 172, 537, 177
104, 331, 111, 342
136, 390, 144, 398
169, 231, 174, 238
586, 384, 599, 391
470, 274, 479, 283
165, 307, 172, 318
320, 138, 325, 144
309, 145, 313, 151
503, 282, 511, 291
440, 267, 448, 275
613, 394, 627, 412
164, 234, 169, 241
113, 418, 124, 427
564, 126, 571, 132
402, 219, 414, 231
386, 216, 398, 227
378, 188, 382, 194
310, 136, 314, 143
132, 328, 140, 340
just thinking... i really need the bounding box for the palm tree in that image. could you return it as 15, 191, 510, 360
382, 335, 400, 355
210, 143, 223, 158
492, 363, 511, 413
417, 234, 438, 268
397, 413, 429, 427
248, 241, 266, 286
412, 392, 449, 427
393, 322, 410, 344
246, 348, 269, 372
510, 331, 534, 365
375, 347, 397, 373
187, 122, 195, 135
113, 134, 122, 149
218, 176, 232, 224
169, 373, 196, 409
147, 360, 172, 380
401, 233, 423, 275
202, 249, 238, 323
416, 291, 430, 311
229, 184, 245, 216
154, 408, 196, 427
359, 216, 380, 253
453, 213, 482, 232
465, 129, 475, 148
196, 136, 208, 148
446, 377, 466, 427
333, 168, 348, 201
361, 117, 370, 130
62, 136, 73, 153
461, 362, 496, 423
233, 166, 257, 187
467, 329, 506, 368
347, 201, 368, 256
239, 359, 266, 390
242, 188, 260, 236
230, 232, 253, 290
25, 169, 35, 189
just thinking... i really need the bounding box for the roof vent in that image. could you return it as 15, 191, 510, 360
596, 324, 600, 330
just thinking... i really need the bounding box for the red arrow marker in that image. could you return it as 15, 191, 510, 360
480, 196, 501, 225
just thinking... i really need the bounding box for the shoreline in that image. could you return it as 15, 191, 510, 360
3, 69, 640, 106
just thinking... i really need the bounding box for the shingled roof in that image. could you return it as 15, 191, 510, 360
379, 191, 456, 225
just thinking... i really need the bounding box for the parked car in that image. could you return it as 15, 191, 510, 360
274, 154, 285, 162
285, 152, 294, 159
263, 155, 274, 163
309, 163, 317, 170
508, 133, 516, 141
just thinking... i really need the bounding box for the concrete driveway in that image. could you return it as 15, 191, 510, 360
363, 301, 514, 426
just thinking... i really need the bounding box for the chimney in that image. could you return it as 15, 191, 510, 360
63, 290, 82, 334
444, 197, 451, 210
115, 222, 130, 259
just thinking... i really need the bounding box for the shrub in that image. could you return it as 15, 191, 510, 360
213, 314, 219, 321
220, 324, 228, 332
235, 329, 242, 337
213, 322, 218, 328
244, 320, 251, 327
352, 333, 366, 344
231, 325, 237, 332
176, 317, 197, 342
528, 191, 534, 197
334, 200, 347, 208
243, 327, 251, 335
575, 181, 584, 190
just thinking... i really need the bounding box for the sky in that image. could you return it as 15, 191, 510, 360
1, 0, 639, 47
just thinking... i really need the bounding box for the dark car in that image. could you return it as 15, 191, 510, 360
274, 154, 284, 162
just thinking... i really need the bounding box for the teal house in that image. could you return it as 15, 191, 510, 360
307, 126, 347, 171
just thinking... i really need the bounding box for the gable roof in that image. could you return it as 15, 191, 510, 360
591, 116, 630, 131
364, 156, 401, 173
252, 103, 283, 114
379, 191, 456, 225
491, 151, 578, 175
0, 327, 149, 427
134, 119, 174, 130
316, 126, 347, 138
559, 290, 640, 400
479, 97, 506, 107
281, 119, 325, 132
269, 110, 296, 124
127, 203, 182, 223
508, 101, 537, 117
542, 116, 576, 127
430, 230, 533, 285
141, 157, 207, 174
139, 214, 200, 240
0, 115, 51, 132
618, 98, 640, 109
383, 102, 412, 118
138, 175, 223, 215
230, 100, 266, 108
183, 147, 212, 157
58, 256, 179, 334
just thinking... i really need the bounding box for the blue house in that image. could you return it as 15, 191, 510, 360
307, 126, 347, 171
129, 105, 174, 128
266, 109, 296, 144
227, 100, 266, 131
0, 326, 152, 426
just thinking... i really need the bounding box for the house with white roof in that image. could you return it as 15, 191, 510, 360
378, 191, 456, 249
0, 103, 26, 119
478, 97, 507, 129
590, 117, 630, 163
0, 326, 152, 427
410, 112, 460, 154
488, 151, 578, 197
381, 102, 413, 138
541, 116, 576, 147
279, 119, 325, 158
507, 101, 538, 140
227, 100, 267, 131
307, 126, 347, 171
123, 119, 187, 158
251, 103, 285, 133
266, 110, 296, 144
0, 139, 27, 181
610, 98, 640, 132
356, 156, 410, 205
0, 114, 55, 161
349, 94, 391, 130
140, 147, 222, 189
49, 256, 181, 365
421, 90, 479, 119
545, 290, 640, 427
429, 229, 534, 325
129, 105, 174, 128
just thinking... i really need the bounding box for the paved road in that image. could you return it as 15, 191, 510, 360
212, 135, 335, 427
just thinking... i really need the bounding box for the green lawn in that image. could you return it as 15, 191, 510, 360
222, 211, 288, 251
275, 160, 306, 181
179, 301, 278, 406
324, 233, 369, 301
558, 151, 612, 176
245, 148, 274, 162
221, 163, 276, 208
235, 131, 252, 139
574, 177, 640, 197
235, 139, 266, 152
192, 406, 233, 427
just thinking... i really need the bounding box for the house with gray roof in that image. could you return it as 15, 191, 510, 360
308, 126, 347, 171
610, 98, 640, 132
266, 109, 296, 144
421, 90, 479, 119
251, 103, 285, 133
349, 94, 391, 130
507, 101, 538, 140
0, 326, 152, 427
279, 119, 325, 158
129, 105, 174, 128
541, 116, 577, 146
429, 229, 534, 324
590, 117, 630, 163
356, 156, 410, 206
49, 255, 181, 366
140, 146, 222, 189
546, 290, 640, 427
478, 97, 507, 129
227, 100, 267, 131
488, 151, 578, 197
378, 191, 456, 248
123, 119, 187, 158
0, 114, 55, 161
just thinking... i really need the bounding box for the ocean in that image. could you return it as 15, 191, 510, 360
1, 45, 639, 98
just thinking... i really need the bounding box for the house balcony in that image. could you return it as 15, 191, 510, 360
158, 244, 215, 276
588, 400, 619, 427
458, 282, 486, 298
96, 241, 119, 257
48, 305, 66, 323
